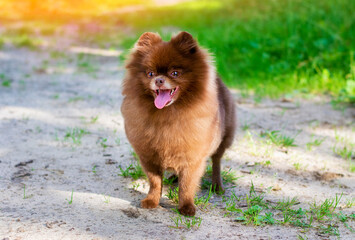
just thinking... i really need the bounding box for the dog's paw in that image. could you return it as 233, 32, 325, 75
179, 203, 196, 216
141, 198, 159, 209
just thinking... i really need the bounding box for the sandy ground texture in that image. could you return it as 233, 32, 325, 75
0, 38, 355, 240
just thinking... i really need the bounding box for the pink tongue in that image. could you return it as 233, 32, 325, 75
154, 89, 172, 109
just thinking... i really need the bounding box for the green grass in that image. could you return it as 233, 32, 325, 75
0, 74, 12, 87
92, 165, 97, 174
3, 33, 42, 50
222, 184, 353, 236
309, 193, 342, 222
345, 197, 355, 208
118, 151, 146, 180
2, 0, 353, 100
98, 138, 108, 149
274, 197, 299, 211
165, 186, 179, 204
131, 181, 140, 190
306, 136, 326, 151
103, 194, 110, 204
260, 130, 298, 147
333, 131, 355, 172
194, 185, 213, 209
113, 0, 355, 100
118, 162, 145, 180
202, 165, 241, 190
63, 127, 90, 145
0, 37, 4, 49
23, 184, 31, 199
115, 137, 121, 146
293, 162, 302, 171
170, 209, 202, 230
68, 96, 85, 103
163, 175, 178, 185
77, 53, 98, 73
90, 116, 99, 124
165, 185, 213, 209
66, 189, 74, 204
333, 145, 354, 161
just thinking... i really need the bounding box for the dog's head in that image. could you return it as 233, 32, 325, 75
125, 31, 210, 109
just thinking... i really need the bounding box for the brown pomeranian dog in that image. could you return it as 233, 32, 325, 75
121, 31, 236, 216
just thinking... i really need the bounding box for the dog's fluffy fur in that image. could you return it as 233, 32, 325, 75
121, 32, 236, 216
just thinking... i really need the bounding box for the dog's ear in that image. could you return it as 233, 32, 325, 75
136, 32, 162, 47
171, 31, 198, 54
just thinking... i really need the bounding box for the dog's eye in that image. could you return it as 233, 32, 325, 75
171, 71, 179, 77
147, 71, 154, 78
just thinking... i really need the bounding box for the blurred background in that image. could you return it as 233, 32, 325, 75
0, 0, 354, 103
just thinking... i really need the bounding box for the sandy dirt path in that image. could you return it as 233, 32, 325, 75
0, 41, 354, 239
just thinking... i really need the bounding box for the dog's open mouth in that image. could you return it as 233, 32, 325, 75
153, 86, 179, 109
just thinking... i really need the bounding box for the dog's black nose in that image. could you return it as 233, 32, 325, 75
155, 78, 165, 87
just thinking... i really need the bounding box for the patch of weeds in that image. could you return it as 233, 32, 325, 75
163, 175, 177, 185
35, 126, 42, 133
103, 194, 110, 204
246, 182, 269, 208
224, 182, 272, 225
118, 162, 145, 180
202, 165, 241, 189
319, 223, 340, 236
241, 122, 250, 131
201, 178, 213, 190
68, 96, 85, 103
274, 197, 299, 211
130, 150, 139, 160
194, 186, 213, 209
223, 191, 242, 214
90, 115, 99, 124
115, 137, 121, 146
166, 186, 179, 204
170, 213, 202, 230
221, 168, 241, 184
306, 135, 326, 151
77, 61, 98, 73
333, 131, 354, 161
309, 193, 343, 222
23, 184, 33, 199
297, 234, 308, 240
23, 184, 27, 199
333, 145, 354, 160
261, 212, 277, 225
293, 162, 302, 171
66, 189, 74, 204
77, 53, 98, 73
333, 134, 355, 172
349, 163, 355, 173
64, 127, 90, 145
235, 205, 265, 225
255, 160, 271, 167
50, 51, 66, 59
336, 211, 348, 223
52, 94, 60, 99
131, 181, 140, 190
334, 73, 355, 106
345, 197, 355, 208
12, 34, 41, 49
54, 131, 59, 141
99, 138, 108, 149
0, 73, 12, 87
92, 165, 97, 174
260, 130, 299, 147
